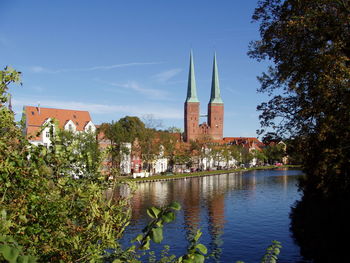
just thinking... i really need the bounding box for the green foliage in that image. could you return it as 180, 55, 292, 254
0, 67, 131, 262
133, 202, 181, 250
0, 210, 37, 263
260, 241, 281, 263
57, 129, 102, 177
250, 0, 350, 260
99, 116, 164, 175
177, 230, 207, 263
262, 144, 285, 164
249, 0, 350, 191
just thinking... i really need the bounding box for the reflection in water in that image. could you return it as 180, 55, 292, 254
125, 169, 307, 263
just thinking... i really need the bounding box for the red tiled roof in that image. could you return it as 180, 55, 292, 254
24, 106, 92, 137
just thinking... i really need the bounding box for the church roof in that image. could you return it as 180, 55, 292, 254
209, 53, 223, 104
185, 51, 199, 103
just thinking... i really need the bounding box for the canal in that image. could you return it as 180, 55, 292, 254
122, 169, 310, 262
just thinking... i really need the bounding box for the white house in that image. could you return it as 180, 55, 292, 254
23, 105, 96, 147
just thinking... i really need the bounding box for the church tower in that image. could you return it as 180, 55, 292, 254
184, 51, 200, 142
207, 53, 224, 140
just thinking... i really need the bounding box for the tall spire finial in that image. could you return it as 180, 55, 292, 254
186, 51, 199, 103
209, 52, 223, 104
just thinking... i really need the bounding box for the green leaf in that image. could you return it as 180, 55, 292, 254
169, 201, 181, 210
162, 211, 175, 223
140, 240, 150, 250
195, 244, 207, 254
126, 245, 136, 252
131, 234, 143, 243
193, 230, 202, 242
0, 245, 19, 263
147, 207, 161, 218
27, 256, 37, 263
17, 255, 37, 263
273, 247, 280, 255
193, 253, 205, 263
150, 227, 163, 243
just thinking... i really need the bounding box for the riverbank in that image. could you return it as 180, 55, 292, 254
117, 165, 301, 183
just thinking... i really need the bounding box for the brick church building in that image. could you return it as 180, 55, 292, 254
184, 52, 224, 142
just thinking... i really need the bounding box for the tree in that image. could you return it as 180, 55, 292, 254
230, 145, 243, 165
118, 116, 146, 143
221, 144, 234, 169
249, 0, 350, 180
99, 121, 129, 176
189, 135, 212, 170
252, 149, 267, 165
57, 129, 102, 177
138, 129, 159, 173
249, 0, 350, 261
167, 126, 182, 134
240, 147, 254, 166
262, 143, 285, 164
158, 131, 178, 171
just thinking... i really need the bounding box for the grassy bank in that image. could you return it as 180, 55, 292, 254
117, 164, 301, 183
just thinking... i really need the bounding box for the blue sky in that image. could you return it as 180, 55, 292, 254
0, 0, 270, 137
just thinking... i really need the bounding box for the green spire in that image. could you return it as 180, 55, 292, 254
186, 51, 199, 103
209, 53, 223, 104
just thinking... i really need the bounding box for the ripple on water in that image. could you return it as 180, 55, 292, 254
122, 169, 310, 263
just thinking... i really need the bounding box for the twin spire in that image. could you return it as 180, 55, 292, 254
185, 51, 223, 104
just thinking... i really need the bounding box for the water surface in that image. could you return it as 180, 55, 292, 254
123, 169, 309, 263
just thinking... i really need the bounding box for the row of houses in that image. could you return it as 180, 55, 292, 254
23, 106, 171, 175
23, 105, 274, 176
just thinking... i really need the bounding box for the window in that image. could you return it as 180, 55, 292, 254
46, 131, 50, 138
31, 111, 34, 115
73, 114, 77, 119
68, 124, 72, 131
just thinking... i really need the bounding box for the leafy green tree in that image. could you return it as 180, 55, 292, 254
249, 0, 350, 181
57, 129, 102, 177
118, 116, 146, 143
230, 145, 243, 165
252, 149, 267, 165
262, 144, 285, 165
221, 144, 234, 169
99, 119, 139, 176
189, 136, 212, 170
173, 143, 192, 171
240, 147, 253, 166
158, 131, 177, 172
250, 0, 350, 261
138, 128, 160, 173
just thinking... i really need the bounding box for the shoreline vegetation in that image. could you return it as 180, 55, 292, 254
117, 165, 301, 183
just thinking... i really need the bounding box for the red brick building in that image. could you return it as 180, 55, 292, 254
184, 52, 224, 142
